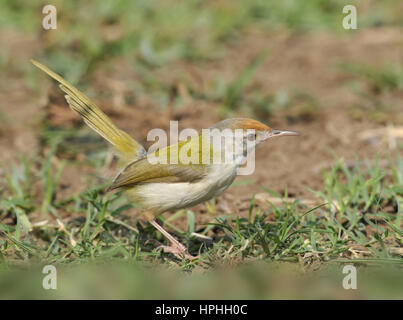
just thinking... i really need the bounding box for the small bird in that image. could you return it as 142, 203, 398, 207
31, 59, 299, 259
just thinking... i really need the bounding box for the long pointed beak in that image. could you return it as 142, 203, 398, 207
268, 129, 301, 139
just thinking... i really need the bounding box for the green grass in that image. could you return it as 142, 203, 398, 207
1, 0, 401, 77
0, 150, 402, 298
1, 151, 401, 267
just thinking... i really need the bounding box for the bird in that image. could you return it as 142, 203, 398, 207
31, 59, 300, 260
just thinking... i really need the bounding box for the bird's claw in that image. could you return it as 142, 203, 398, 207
156, 244, 198, 260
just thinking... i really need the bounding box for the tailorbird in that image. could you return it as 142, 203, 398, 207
31, 59, 300, 259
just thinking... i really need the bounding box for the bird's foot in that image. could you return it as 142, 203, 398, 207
157, 243, 198, 260
150, 219, 199, 260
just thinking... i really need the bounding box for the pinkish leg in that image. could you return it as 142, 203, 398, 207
150, 220, 197, 260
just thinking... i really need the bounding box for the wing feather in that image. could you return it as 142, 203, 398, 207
109, 135, 213, 189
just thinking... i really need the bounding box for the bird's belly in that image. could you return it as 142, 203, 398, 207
127, 165, 237, 214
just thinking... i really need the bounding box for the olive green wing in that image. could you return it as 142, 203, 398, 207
109, 159, 208, 190
109, 135, 214, 190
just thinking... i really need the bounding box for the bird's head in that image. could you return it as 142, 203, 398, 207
205, 118, 300, 167
211, 117, 300, 145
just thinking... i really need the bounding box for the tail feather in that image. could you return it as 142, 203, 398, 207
31, 59, 146, 162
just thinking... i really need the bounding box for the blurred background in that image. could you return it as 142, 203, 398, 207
0, 0, 402, 299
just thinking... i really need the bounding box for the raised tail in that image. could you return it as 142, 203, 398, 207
31, 59, 146, 163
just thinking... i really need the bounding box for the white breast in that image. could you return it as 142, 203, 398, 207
129, 163, 238, 214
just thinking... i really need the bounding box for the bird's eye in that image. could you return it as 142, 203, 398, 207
248, 133, 257, 141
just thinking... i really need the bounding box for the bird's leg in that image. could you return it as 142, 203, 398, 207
149, 220, 196, 260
